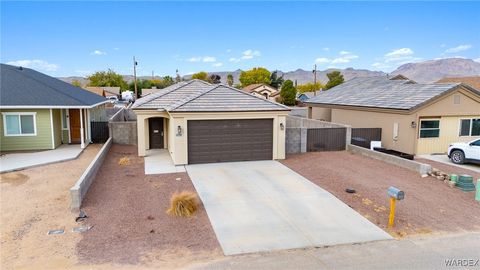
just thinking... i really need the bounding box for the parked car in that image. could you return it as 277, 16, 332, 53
107, 96, 118, 103
448, 139, 480, 164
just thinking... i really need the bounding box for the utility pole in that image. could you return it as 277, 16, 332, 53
313, 64, 317, 96
133, 56, 138, 99
152, 70, 154, 80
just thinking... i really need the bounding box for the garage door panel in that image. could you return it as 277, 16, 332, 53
188, 119, 273, 164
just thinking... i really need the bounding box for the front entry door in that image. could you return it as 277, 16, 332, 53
149, 118, 164, 149
69, 109, 81, 144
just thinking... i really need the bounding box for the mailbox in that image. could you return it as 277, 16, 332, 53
387, 186, 405, 200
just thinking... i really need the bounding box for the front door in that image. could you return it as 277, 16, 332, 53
149, 118, 164, 149
69, 109, 81, 143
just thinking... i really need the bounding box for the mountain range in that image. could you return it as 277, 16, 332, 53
58, 58, 480, 87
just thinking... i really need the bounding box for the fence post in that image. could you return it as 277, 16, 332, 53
300, 128, 307, 153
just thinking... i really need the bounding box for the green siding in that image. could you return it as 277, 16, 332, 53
52, 109, 62, 148
0, 109, 53, 151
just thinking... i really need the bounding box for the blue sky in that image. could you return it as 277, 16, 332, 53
1, 1, 479, 77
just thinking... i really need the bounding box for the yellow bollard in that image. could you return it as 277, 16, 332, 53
388, 197, 396, 227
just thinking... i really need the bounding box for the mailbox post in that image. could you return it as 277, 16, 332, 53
387, 186, 405, 227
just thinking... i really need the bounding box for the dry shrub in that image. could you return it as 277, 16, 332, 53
167, 191, 198, 217
118, 156, 130, 166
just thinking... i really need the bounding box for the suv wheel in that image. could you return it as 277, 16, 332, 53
451, 150, 465, 164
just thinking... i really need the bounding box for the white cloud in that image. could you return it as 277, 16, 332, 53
202, 56, 216, 62
212, 62, 223, 67
384, 48, 414, 62
226, 49, 232, 53
440, 44, 446, 48
241, 49, 261, 60
445, 44, 472, 53
6, 59, 59, 72
113, 47, 120, 51
315, 51, 359, 66
474, 58, 480, 63
91, 50, 106, 55
229, 57, 239, 62
188, 56, 216, 62
315, 57, 330, 64
323, 47, 330, 51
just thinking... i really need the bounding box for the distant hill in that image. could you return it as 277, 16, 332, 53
57, 58, 480, 87
391, 58, 480, 83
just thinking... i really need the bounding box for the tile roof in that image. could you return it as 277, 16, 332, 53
305, 76, 478, 110
436, 76, 480, 90
1, 64, 107, 107
132, 80, 289, 112
85, 87, 106, 97
242, 83, 264, 93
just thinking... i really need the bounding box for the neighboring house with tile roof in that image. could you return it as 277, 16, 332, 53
242, 83, 280, 102
0, 64, 108, 151
132, 80, 290, 164
306, 75, 480, 155
436, 76, 480, 90
84, 86, 106, 97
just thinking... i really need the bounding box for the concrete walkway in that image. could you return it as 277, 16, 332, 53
0, 144, 84, 173
144, 149, 186, 174
186, 161, 392, 256
189, 232, 480, 270
417, 154, 480, 173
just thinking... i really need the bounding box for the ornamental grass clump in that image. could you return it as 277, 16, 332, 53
167, 191, 198, 217
118, 156, 130, 166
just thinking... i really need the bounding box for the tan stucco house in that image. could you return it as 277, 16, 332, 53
242, 83, 280, 102
306, 76, 480, 155
132, 80, 290, 165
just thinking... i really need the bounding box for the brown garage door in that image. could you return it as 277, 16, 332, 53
187, 119, 273, 164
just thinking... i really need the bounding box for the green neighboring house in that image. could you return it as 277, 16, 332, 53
0, 64, 108, 152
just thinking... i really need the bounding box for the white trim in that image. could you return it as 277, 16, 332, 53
2, 112, 37, 137
49, 109, 55, 149
61, 109, 69, 130
459, 118, 480, 137
0, 100, 109, 109
87, 109, 92, 143
66, 109, 71, 143
80, 109, 85, 148
418, 118, 441, 139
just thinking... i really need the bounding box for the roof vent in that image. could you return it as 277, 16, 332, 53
18, 66, 23, 70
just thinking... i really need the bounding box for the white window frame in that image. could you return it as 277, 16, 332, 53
419, 119, 440, 139
459, 118, 480, 137
2, 112, 37, 137
61, 109, 70, 130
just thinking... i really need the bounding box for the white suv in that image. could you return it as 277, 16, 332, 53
448, 139, 480, 164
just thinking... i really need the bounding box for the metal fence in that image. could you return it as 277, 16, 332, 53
90, 121, 109, 143
307, 128, 347, 152
351, 128, 382, 149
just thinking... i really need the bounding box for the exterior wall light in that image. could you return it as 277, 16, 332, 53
410, 121, 417, 128
280, 123, 285, 130
176, 125, 182, 136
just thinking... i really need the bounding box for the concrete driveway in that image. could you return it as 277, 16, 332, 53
186, 161, 392, 255
417, 154, 480, 173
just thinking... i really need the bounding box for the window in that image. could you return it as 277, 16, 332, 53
61, 109, 68, 129
459, 118, 480, 136
419, 119, 440, 138
2, 112, 37, 136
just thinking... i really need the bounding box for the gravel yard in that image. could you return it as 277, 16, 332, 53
76, 145, 222, 268
281, 151, 480, 238
0, 144, 102, 270
415, 158, 480, 180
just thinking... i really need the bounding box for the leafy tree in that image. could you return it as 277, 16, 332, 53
71, 79, 82, 87
324, 71, 344, 90
227, 74, 234, 86
191, 71, 208, 81
161, 76, 175, 87
280, 80, 297, 106
297, 82, 323, 93
269, 70, 284, 89
239, 67, 271, 87
87, 69, 128, 90
209, 74, 221, 84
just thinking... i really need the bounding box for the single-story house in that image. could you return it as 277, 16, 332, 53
132, 80, 290, 165
242, 83, 280, 102
0, 64, 108, 152
305, 75, 480, 155
141, 87, 161, 97
436, 76, 480, 90
297, 92, 315, 102
85, 86, 107, 97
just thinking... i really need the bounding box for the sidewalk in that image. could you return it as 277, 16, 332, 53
188, 232, 480, 270
0, 144, 84, 173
